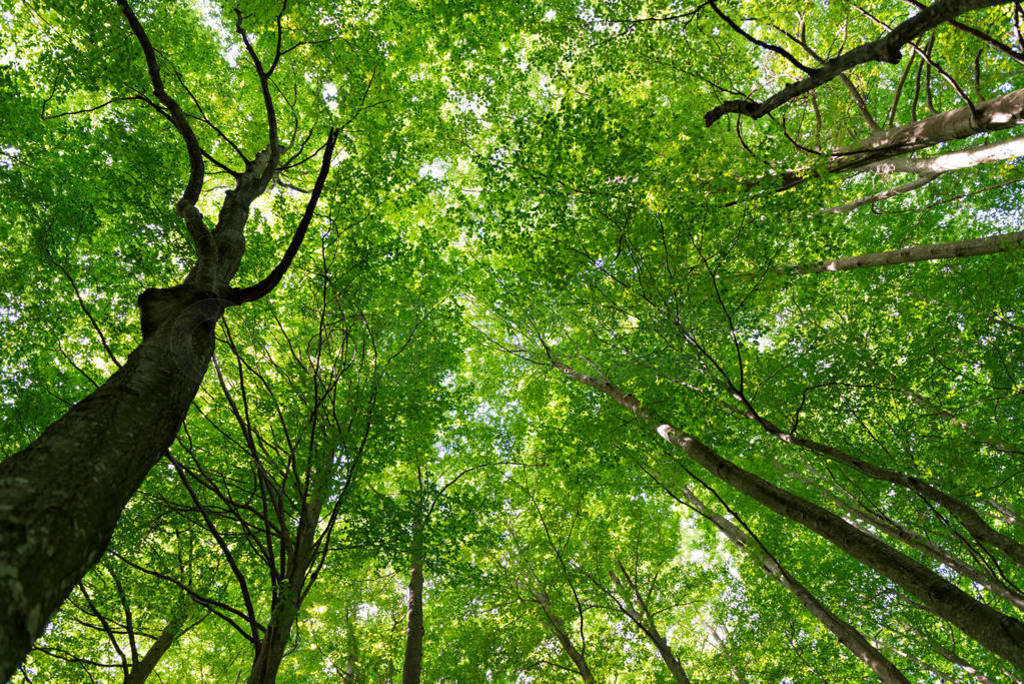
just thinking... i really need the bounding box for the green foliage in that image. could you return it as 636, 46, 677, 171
3, 0, 1024, 681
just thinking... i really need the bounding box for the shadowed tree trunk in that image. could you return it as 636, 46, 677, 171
0, 1, 338, 675
666, 482, 908, 683
124, 605, 191, 684
401, 527, 425, 684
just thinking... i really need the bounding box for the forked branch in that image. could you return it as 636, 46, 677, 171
704, 0, 1012, 127
227, 128, 339, 305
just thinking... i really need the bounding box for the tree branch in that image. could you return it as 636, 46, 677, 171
226, 128, 338, 305
704, 0, 1012, 126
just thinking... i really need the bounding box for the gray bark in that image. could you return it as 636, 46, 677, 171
843, 87, 1024, 160
676, 486, 908, 683
554, 361, 1024, 670
773, 229, 1024, 274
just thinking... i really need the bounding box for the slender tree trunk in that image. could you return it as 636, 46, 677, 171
605, 565, 692, 684
674, 485, 908, 683
744, 411, 1024, 568
401, 530, 425, 684
247, 497, 322, 684
554, 361, 1024, 670
535, 594, 595, 684
343, 601, 360, 683
769, 229, 1024, 275
652, 635, 691, 684
124, 607, 189, 684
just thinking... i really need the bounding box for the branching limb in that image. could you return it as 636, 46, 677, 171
115, 0, 205, 207
704, 0, 1011, 127
226, 128, 339, 305
824, 173, 941, 213
235, 6, 282, 175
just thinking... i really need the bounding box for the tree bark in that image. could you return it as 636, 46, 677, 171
247, 497, 322, 684
0, 316, 216, 681
124, 607, 190, 684
745, 87, 1024, 200
769, 229, 1024, 275
535, 593, 595, 684
401, 530, 425, 684
674, 485, 908, 683
606, 568, 692, 684
554, 361, 1024, 670
843, 87, 1024, 160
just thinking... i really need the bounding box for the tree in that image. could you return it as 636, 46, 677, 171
4, 0, 1024, 681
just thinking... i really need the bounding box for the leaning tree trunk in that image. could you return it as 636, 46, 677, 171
0, 314, 217, 680
554, 361, 1024, 671
530, 589, 595, 683
0, 0, 337, 674
674, 485, 908, 683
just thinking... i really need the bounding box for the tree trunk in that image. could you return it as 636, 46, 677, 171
247, 497, 322, 684
247, 600, 296, 684
124, 607, 190, 684
401, 532, 425, 684
555, 361, 1024, 670
747, 87, 1024, 200
536, 596, 595, 684
769, 229, 1024, 275
0, 316, 217, 681
675, 485, 908, 683
606, 566, 692, 684
651, 635, 691, 684
0, 143, 301, 677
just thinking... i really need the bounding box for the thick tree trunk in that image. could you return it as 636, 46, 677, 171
825, 490, 1024, 611
0, 315, 217, 681
401, 532, 425, 684
676, 486, 908, 683
746, 412, 1024, 568
0, 145, 297, 677
747, 87, 1024, 201
555, 362, 1024, 670
124, 607, 190, 684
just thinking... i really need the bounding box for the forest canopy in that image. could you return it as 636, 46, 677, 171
0, 0, 1023, 681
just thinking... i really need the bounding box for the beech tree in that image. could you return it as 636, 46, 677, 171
2, 0, 1024, 681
